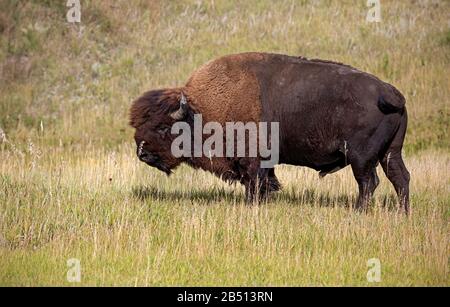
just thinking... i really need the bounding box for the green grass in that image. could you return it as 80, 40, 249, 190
0, 0, 449, 286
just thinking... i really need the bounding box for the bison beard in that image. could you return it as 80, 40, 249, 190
129, 52, 410, 214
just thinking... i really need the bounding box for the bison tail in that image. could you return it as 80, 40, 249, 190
377, 85, 406, 114
378, 96, 404, 114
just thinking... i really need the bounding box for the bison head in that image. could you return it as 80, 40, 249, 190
129, 89, 192, 175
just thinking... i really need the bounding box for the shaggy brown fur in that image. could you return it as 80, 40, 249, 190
184, 53, 262, 124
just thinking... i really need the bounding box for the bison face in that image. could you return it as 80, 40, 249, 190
133, 125, 177, 175
130, 89, 191, 175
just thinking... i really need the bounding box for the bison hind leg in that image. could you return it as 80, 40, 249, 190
351, 165, 380, 212
379, 114, 410, 214
380, 152, 410, 214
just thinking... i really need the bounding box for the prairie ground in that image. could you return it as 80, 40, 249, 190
0, 0, 449, 286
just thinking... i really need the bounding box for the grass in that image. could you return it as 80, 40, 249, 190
0, 146, 448, 286
0, 0, 449, 286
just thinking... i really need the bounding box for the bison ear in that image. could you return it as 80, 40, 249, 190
170, 92, 188, 120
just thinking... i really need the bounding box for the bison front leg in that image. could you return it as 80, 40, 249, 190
380, 151, 410, 214
244, 167, 281, 204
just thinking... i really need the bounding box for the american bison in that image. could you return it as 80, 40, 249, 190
130, 52, 410, 213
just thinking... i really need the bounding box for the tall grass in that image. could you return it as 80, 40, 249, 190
0, 145, 448, 285
0, 0, 449, 286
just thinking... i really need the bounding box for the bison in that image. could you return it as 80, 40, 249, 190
130, 52, 410, 213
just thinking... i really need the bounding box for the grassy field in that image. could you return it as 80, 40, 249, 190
0, 0, 449, 286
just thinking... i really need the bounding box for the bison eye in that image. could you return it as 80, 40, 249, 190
157, 126, 170, 135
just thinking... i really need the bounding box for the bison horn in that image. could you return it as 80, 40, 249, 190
170, 93, 188, 120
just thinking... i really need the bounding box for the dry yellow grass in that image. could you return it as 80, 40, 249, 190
0, 144, 448, 285
0, 0, 449, 286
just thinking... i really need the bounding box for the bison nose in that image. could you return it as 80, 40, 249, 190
138, 151, 156, 163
